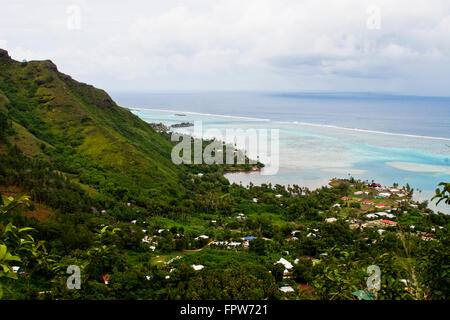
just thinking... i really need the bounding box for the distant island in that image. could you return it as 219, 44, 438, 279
171, 122, 194, 128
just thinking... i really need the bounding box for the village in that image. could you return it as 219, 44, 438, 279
90, 178, 445, 297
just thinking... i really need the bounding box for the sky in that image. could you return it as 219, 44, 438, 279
1, 0, 450, 95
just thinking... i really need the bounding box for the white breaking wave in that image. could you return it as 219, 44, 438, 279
285, 121, 450, 141
131, 107, 270, 122
131, 107, 450, 141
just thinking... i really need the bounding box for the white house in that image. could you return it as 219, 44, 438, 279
275, 258, 294, 273
325, 217, 337, 223
192, 264, 205, 271
279, 286, 295, 293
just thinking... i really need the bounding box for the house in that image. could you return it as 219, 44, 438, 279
341, 196, 349, 200
379, 192, 391, 197
332, 203, 341, 208
376, 203, 386, 208
229, 242, 242, 248
141, 236, 151, 243
275, 194, 283, 198
376, 212, 395, 218
354, 191, 363, 195
197, 173, 204, 177
362, 200, 374, 205
131, 220, 137, 224
275, 258, 294, 274
312, 258, 320, 265
369, 183, 381, 188
243, 236, 257, 241
195, 235, 209, 241
421, 233, 435, 241
377, 229, 386, 235
325, 217, 337, 223
380, 219, 397, 226
192, 264, 205, 271
279, 286, 295, 293
252, 198, 258, 203
366, 213, 378, 219
12, 266, 20, 273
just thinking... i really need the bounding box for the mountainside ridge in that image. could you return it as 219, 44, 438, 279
0, 48, 184, 205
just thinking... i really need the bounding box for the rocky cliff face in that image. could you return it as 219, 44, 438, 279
0, 49, 10, 59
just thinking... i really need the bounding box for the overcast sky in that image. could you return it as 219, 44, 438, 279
1, 0, 450, 95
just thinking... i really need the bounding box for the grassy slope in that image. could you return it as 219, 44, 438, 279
0, 50, 183, 198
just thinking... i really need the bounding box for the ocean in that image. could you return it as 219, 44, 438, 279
112, 92, 450, 214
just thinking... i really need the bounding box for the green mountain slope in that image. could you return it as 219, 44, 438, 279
0, 49, 183, 203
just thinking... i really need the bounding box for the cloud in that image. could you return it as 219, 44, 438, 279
1, 0, 449, 94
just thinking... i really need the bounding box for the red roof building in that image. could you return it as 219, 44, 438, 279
380, 219, 397, 226
341, 196, 349, 201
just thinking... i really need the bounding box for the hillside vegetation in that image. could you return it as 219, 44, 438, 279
0, 49, 448, 300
